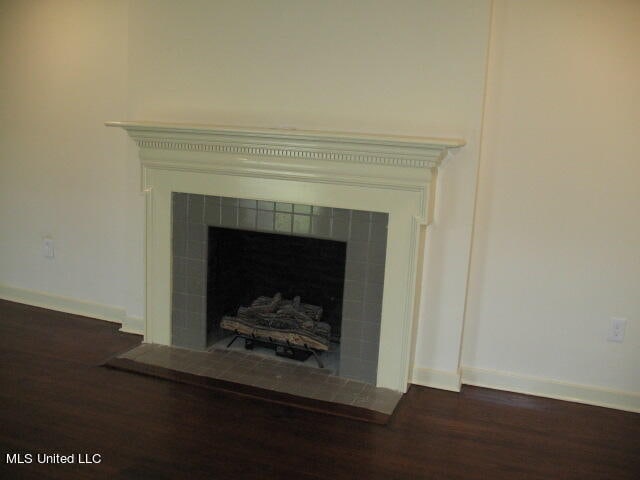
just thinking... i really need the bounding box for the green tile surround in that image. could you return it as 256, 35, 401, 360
172, 193, 388, 385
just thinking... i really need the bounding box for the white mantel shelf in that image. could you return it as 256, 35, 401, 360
106, 121, 464, 169
108, 120, 464, 393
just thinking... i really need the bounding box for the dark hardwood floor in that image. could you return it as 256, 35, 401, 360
0, 299, 638, 480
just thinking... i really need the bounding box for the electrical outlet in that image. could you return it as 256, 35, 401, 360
607, 317, 627, 343
43, 237, 54, 258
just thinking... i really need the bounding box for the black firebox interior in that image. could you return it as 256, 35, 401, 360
207, 227, 347, 344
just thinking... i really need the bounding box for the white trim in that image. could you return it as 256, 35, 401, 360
0, 284, 124, 323
0, 284, 143, 336
412, 367, 462, 392
461, 366, 640, 413
120, 316, 144, 335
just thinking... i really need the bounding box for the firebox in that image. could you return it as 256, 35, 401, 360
206, 227, 347, 345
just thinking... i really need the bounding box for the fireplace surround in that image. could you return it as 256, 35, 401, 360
172, 193, 388, 384
107, 121, 463, 392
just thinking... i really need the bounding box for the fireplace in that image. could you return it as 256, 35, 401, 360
107, 121, 463, 392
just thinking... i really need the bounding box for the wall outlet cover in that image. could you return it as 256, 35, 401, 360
43, 237, 55, 258
607, 317, 627, 343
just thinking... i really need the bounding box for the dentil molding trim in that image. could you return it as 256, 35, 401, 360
106, 121, 464, 170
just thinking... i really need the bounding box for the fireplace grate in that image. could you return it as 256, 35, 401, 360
226, 334, 323, 368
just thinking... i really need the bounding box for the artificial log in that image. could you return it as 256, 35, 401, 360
220, 293, 331, 351
246, 293, 282, 314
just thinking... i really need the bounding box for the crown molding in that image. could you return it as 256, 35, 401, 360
106, 121, 464, 169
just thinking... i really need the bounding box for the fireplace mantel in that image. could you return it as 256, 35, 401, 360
108, 120, 464, 392
106, 121, 462, 166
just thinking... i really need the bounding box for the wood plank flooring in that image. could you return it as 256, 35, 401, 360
1, 299, 638, 479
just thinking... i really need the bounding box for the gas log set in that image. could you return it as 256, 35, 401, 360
221, 293, 331, 367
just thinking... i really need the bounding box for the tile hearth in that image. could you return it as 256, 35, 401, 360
114, 343, 402, 416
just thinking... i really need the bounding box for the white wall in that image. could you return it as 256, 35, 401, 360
0, 0, 129, 318
463, 0, 640, 402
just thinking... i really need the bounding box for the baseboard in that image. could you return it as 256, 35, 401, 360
0, 284, 143, 335
412, 367, 461, 392
2, 283, 636, 412
461, 366, 640, 414
121, 315, 144, 336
